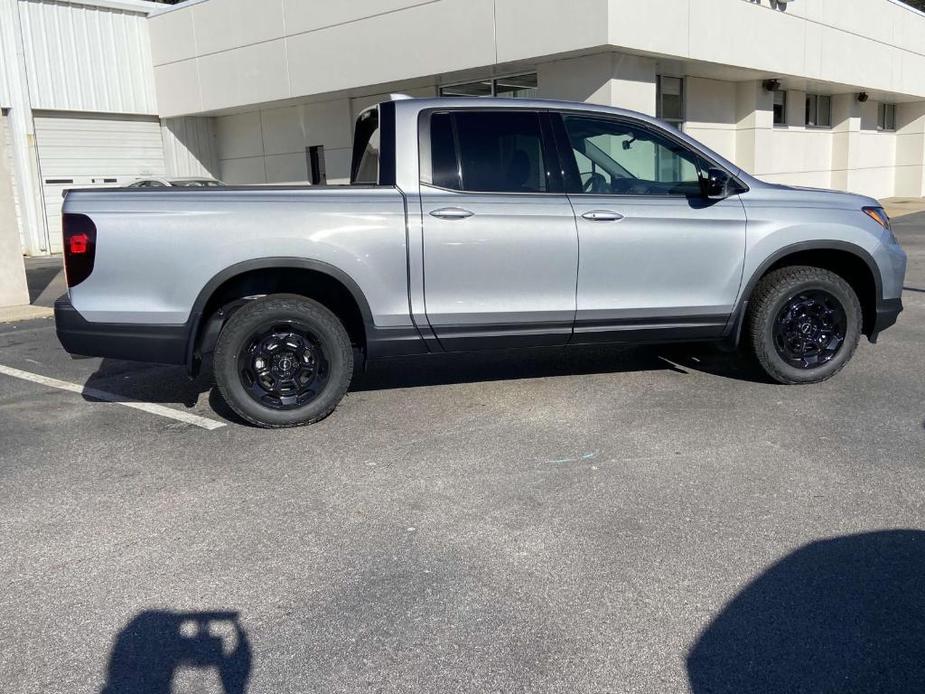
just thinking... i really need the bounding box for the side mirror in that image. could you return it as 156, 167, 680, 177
703, 168, 733, 199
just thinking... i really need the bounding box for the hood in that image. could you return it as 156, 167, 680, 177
748, 180, 880, 210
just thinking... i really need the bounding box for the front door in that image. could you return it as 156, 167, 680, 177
555, 112, 747, 343
420, 109, 579, 350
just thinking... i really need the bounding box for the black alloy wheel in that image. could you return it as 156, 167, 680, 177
238, 321, 329, 409
771, 289, 847, 369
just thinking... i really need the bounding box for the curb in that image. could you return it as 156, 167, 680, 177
0, 305, 55, 324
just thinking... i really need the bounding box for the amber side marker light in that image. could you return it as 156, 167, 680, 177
862, 206, 890, 229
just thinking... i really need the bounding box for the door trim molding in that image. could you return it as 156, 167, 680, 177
429, 314, 731, 351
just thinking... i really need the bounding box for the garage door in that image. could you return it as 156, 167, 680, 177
34, 112, 165, 253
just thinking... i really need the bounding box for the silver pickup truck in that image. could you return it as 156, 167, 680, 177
55, 96, 907, 427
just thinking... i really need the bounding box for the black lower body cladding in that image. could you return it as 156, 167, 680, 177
54, 297, 187, 365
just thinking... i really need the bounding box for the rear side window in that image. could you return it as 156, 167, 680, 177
429, 111, 548, 193
351, 108, 380, 184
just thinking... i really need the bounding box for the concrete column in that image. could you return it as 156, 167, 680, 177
537, 52, 656, 114
830, 93, 862, 193
734, 81, 774, 174
895, 102, 925, 198
0, 138, 28, 307
0, 0, 48, 256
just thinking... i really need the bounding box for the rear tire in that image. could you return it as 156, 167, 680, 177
213, 294, 353, 428
746, 266, 862, 384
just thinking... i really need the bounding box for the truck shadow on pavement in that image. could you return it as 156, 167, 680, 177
80, 359, 214, 408
100, 610, 251, 694
351, 343, 767, 392
687, 529, 925, 694
79, 343, 769, 422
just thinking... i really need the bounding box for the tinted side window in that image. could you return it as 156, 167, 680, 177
562, 115, 706, 196
431, 112, 460, 189
429, 111, 548, 193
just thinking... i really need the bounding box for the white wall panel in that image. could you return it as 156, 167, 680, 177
161, 115, 218, 178
215, 96, 357, 186
193, 0, 283, 56
281, 0, 431, 36
220, 155, 266, 185
215, 111, 263, 160
19, 0, 157, 114
197, 38, 288, 112
265, 152, 307, 184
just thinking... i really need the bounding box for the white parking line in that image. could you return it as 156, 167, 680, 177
0, 364, 226, 431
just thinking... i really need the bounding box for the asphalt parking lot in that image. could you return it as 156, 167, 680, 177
1, 215, 923, 694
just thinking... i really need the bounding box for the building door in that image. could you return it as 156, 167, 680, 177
33, 112, 165, 254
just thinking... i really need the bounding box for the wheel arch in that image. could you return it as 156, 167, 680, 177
184, 258, 374, 375
729, 241, 882, 345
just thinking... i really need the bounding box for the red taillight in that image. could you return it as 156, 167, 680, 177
69, 232, 90, 255
62, 214, 97, 287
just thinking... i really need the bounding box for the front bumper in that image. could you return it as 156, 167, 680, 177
869, 297, 903, 343
54, 296, 187, 365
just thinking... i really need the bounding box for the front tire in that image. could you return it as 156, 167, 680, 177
213, 294, 353, 427
746, 266, 862, 385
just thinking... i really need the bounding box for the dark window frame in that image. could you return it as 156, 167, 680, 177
805, 93, 833, 128
877, 102, 897, 131
439, 72, 538, 99
656, 75, 685, 128
307, 144, 327, 185
773, 90, 788, 126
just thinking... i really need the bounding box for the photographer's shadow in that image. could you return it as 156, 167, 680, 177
688, 530, 925, 693
101, 610, 251, 694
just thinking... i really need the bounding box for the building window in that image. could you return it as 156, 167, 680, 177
878, 103, 897, 131
440, 73, 537, 99
495, 74, 539, 99
657, 76, 684, 128
805, 94, 832, 128
773, 90, 787, 125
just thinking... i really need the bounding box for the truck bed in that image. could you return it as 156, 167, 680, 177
62, 185, 412, 328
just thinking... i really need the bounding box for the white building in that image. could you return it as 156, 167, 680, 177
2, 0, 925, 308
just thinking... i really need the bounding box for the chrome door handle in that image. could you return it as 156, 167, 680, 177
430, 207, 474, 220
581, 210, 624, 221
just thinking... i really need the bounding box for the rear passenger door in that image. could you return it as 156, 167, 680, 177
419, 109, 579, 350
